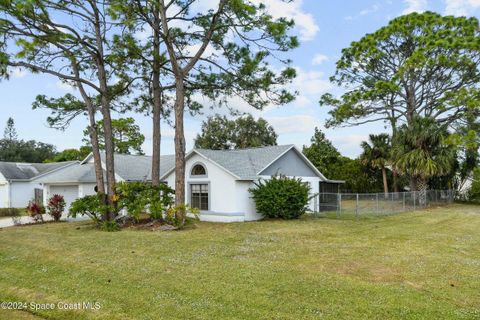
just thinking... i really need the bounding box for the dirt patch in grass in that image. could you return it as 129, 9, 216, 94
121, 218, 178, 231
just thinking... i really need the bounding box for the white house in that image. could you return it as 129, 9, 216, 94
34, 145, 342, 222
34, 153, 176, 210
0, 161, 78, 208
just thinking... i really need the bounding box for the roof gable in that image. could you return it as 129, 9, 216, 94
162, 145, 300, 180
259, 148, 319, 177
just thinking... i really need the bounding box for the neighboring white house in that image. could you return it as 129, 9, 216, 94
34, 145, 342, 222
34, 153, 176, 210
0, 161, 78, 208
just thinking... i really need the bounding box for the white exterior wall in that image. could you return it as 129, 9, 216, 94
43, 183, 98, 207
0, 172, 8, 208
10, 181, 43, 208
0, 183, 9, 208
235, 181, 260, 221
79, 183, 97, 197
302, 176, 320, 211
49, 185, 79, 211
43, 183, 80, 206
165, 154, 245, 222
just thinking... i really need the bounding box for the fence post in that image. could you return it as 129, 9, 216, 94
376, 193, 379, 215
355, 193, 359, 219
391, 192, 394, 214
337, 193, 341, 217
403, 192, 406, 212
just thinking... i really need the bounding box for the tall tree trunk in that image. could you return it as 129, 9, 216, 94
151, 25, 162, 186
382, 166, 389, 198
393, 170, 399, 193
151, 91, 162, 186
417, 177, 428, 207
86, 103, 105, 194
99, 95, 116, 221
92, 4, 116, 221
174, 78, 186, 222
73, 64, 105, 195
389, 117, 400, 194
410, 176, 417, 193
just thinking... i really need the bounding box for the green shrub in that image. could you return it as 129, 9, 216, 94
115, 182, 174, 221
249, 175, 311, 219
26, 200, 45, 222
46, 194, 66, 222
0, 207, 22, 217
468, 168, 480, 203
101, 220, 120, 232
69, 193, 112, 224
165, 204, 200, 228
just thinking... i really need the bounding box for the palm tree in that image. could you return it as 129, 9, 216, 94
392, 117, 455, 205
360, 134, 391, 197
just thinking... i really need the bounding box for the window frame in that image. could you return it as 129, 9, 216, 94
190, 162, 208, 178
189, 182, 210, 211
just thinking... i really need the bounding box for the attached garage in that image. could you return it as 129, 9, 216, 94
0, 161, 78, 209
49, 185, 79, 210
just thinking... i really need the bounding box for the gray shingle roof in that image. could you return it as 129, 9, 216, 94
0, 161, 77, 180
34, 163, 101, 183
36, 154, 176, 184
193, 145, 294, 180
33, 145, 329, 184
100, 153, 175, 181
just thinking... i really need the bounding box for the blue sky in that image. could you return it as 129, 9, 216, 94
1, 0, 480, 157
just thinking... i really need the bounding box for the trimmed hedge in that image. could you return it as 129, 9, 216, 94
249, 175, 311, 219
0, 207, 22, 217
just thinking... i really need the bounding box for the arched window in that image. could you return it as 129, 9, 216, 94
191, 163, 207, 177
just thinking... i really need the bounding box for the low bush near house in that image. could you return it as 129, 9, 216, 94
101, 220, 120, 232
26, 200, 45, 223
0, 207, 21, 217
115, 182, 174, 221
249, 175, 311, 219
46, 194, 66, 222
69, 193, 111, 224
165, 204, 200, 228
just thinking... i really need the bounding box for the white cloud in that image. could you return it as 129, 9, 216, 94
345, 3, 383, 21
171, 0, 319, 41
55, 80, 76, 92
251, 0, 319, 41
268, 115, 322, 135
403, 0, 428, 14
360, 4, 380, 16
312, 54, 329, 65
293, 68, 333, 97
330, 134, 368, 158
183, 66, 332, 117
9, 67, 27, 79
444, 0, 480, 16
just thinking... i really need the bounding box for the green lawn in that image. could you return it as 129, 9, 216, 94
0, 204, 479, 319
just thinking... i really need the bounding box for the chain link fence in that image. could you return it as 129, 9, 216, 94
311, 190, 454, 218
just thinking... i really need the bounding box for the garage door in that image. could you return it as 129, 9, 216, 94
50, 185, 79, 212
0, 184, 8, 208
